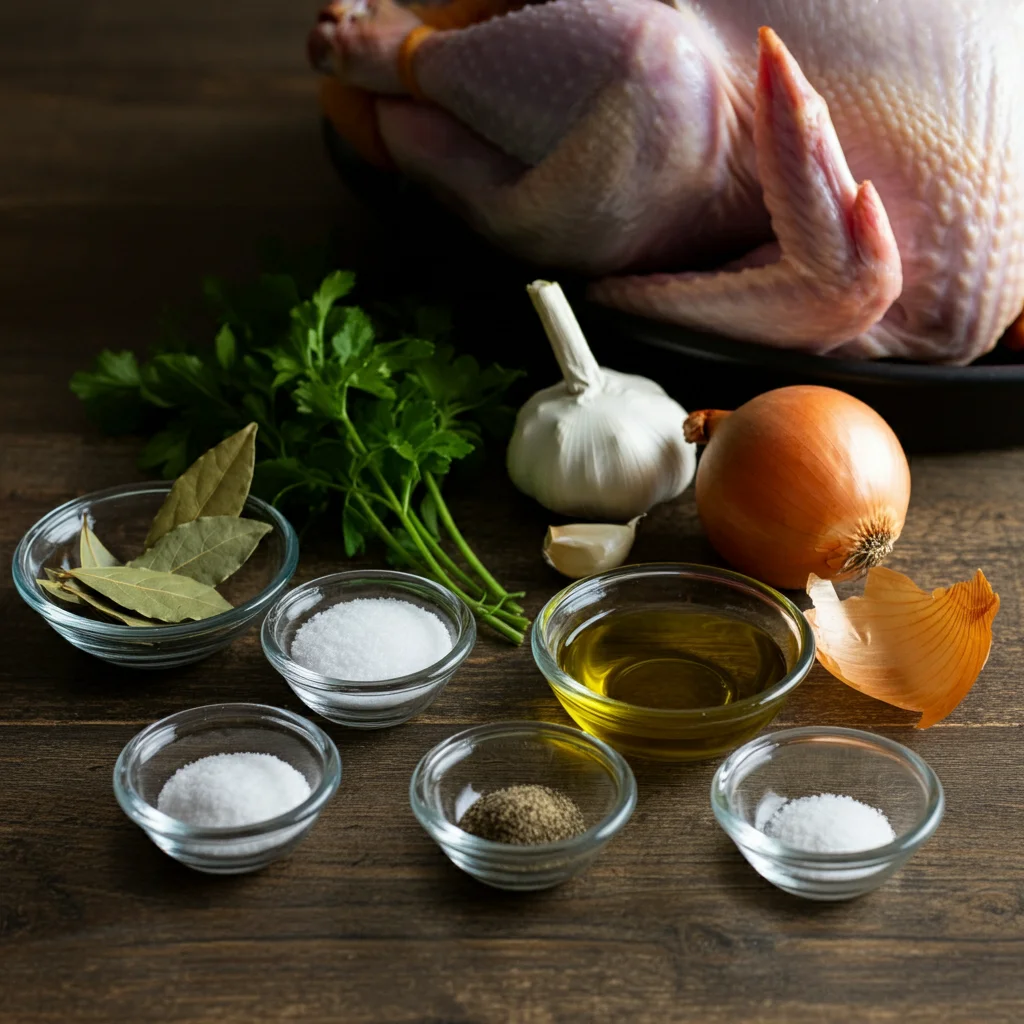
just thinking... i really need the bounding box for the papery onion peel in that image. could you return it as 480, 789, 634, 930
805, 567, 1000, 728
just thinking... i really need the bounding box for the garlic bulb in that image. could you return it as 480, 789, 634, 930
543, 517, 642, 579
507, 281, 695, 520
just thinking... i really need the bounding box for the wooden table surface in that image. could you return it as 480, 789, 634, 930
3, 2, 1024, 1021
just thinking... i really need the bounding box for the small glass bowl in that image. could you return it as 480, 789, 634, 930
410, 721, 637, 891
532, 563, 815, 761
262, 570, 476, 729
711, 726, 945, 900
114, 703, 341, 874
12, 482, 299, 669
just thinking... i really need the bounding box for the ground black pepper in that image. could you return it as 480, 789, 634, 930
458, 784, 587, 845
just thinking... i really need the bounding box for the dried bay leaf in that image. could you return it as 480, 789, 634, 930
80, 516, 120, 568
38, 576, 84, 606
67, 566, 233, 622
145, 423, 258, 548
130, 516, 272, 586
63, 580, 156, 627
48, 575, 157, 627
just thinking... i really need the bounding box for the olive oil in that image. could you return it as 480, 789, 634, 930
559, 607, 787, 710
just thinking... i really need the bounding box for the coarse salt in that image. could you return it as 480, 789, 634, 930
759, 792, 896, 854
157, 752, 311, 828
290, 597, 453, 681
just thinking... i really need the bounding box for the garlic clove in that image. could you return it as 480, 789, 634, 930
543, 517, 642, 579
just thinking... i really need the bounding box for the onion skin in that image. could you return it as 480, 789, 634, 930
807, 568, 999, 728
686, 386, 911, 589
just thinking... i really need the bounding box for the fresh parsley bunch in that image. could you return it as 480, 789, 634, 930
71, 269, 529, 642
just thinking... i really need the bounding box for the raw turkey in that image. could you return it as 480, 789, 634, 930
309, 0, 1024, 363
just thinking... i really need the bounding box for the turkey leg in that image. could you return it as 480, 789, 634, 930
312, 0, 771, 274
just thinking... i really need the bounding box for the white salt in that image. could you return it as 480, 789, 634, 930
290, 597, 453, 681
760, 792, 896, 854
157, 752, 311, 828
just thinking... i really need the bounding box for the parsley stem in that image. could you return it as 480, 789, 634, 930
399, 513, 509, 625
341, 415, 525, 639
384, 493, 527, 635
405, 509, 487, 599
394, 509, 528, 632
349, 492, 417, 567
476, 612, 526, 645
423, 472, 525, 616
377, 501, 524, 640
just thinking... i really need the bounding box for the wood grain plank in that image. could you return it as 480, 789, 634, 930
2, 725, 1022, 1023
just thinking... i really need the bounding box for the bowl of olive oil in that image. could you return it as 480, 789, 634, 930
532, 564, 815, 761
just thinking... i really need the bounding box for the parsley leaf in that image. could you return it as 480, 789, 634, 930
71, 266, 528, 642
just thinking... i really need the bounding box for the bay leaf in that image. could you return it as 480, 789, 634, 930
79, 516, 120, 568
145, 422, 257, 548
47, 575, 156, 627
129, 516, 272, 586
38, 576, 83, 606
67, 566, 233, 623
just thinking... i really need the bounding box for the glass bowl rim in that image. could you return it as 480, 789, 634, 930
709, 725, 945, 865
113, 702, 342, 840
409, 720, 638, 857
261, 569, 477, 692
532, 561, 816, 720
12, 481, 300, 639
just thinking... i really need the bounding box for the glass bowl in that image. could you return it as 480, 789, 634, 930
12, 482, 299, 669
261, 570, 476, 729
410, 721, 637, 891
711, 726, 945, 900
532, 563, 815, 761
113, 703, 341, 874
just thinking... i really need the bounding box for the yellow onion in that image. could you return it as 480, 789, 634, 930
683, 386, 910, 589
